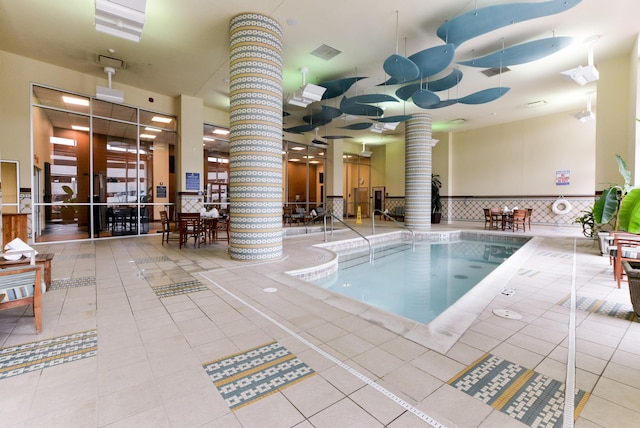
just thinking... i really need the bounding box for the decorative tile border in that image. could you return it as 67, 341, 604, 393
152, 280, 207, 298
559, 295, 638, 321
0, 330, 97, 380
50, 276, 96, 290
448, 353, 589, 428
203, 341, 315, 411
133, 255, 171, 264
55, 253, 95, 261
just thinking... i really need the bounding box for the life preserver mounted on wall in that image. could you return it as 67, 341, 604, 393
552, 197, 572, 215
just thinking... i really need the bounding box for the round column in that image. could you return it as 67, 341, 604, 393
405, 113, 437, 229
229, 13, 283, 260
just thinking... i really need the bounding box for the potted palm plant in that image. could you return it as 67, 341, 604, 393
431, 174, 442, 224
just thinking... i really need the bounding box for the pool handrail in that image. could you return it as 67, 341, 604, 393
322, 211, 373, 264
372, 209, 416, 249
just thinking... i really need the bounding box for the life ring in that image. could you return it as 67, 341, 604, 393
552, 198, 572, 215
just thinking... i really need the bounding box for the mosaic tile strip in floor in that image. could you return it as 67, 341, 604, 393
54, 253, 95, 261
0, 330, 97, 380
559, 295, 638, 321
448, 353, 589, 428
203, 341, 316, 411
49, 276, 96, 290
152, 280, 208, 298
133, 255, 171, 264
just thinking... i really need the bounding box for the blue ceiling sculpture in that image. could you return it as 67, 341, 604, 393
283, 0, 582, 137
436, 0, 582, 47
395, 69, 463, 101
318, 77, 366, 100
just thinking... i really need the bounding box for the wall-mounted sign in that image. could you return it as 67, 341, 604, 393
156, 185, 167, 198
556, 170, 570, 186
186, 172, 200, 191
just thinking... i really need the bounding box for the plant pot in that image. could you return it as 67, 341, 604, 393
621, 261, 640, 316
431, 212, 441, 224
60, 207, 76, 223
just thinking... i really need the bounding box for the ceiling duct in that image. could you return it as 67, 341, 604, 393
97, 54, 126, 70
96, 66, 124, 103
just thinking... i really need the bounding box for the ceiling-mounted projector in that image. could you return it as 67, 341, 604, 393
561, 64, 599, 86
96, 86, 124, 103
360, 150, 372, 158
96, 66, 124, 103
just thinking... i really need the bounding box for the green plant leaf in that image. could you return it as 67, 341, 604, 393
61, 185, 74, 196
619, 188, 640, 232
593, 187, 619, 224
616, 154, 632, 193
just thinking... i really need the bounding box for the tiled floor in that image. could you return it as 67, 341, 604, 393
0, 220, 638, 428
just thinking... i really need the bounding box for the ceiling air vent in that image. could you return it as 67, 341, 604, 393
310, 44, 342, 61
97, 54, 126, 70
481, 66, 510, 77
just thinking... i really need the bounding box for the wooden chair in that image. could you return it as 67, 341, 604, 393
483, 208, 492, 229
511, 209, 527, 232
160, 210, 179, 245
0, 250, 44, 333
489, 208, 503, 230
526, 208, 533, 230
214, 217, 230, 244
612, 233, 640, 288
178, 213, 202, 249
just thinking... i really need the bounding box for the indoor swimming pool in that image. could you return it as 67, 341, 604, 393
312, 236, 528, 325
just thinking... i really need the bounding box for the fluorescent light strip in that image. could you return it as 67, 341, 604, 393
71, 125, 90, 131
62, 96, 89, 106
50, 137, 76, 146
151, 116, 172, 123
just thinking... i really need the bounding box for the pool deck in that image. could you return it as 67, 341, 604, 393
0, 219, 637, 427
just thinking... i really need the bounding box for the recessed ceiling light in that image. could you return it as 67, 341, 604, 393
151, 116, 172, 123
203, 137, 215, 141
144, 126, 162, 132
212, 129, 229, 135
71, 125, 90, 131
140, 133, 156, 139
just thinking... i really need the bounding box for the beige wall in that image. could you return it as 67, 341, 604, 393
451, 111, 596, 196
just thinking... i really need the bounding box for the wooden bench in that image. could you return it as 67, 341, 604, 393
0, 253, 54, 290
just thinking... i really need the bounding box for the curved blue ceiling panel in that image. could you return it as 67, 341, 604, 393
383, 54, 420, 83
349, 94, 399, 104
395, 84, 420, 101
408, 44, 455, 78
283, 124, 319, 133
428, 69, 463, 92
436, 0, 582, 47
302, 105, 342, 124
340, 96, 384, 117
458, 37, 574, 68
458, 87, 510, 105
395, 69, 464, 101
374, 115, 413, 123
301, 116, 331, 126
323, 135, 353, 140
423, 99, 459, 109
412, 90, 441, 109
318, 77, 367, 99
338, 123, 373, 130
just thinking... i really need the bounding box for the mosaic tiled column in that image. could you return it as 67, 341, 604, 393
405, 113, 437, 230
228, 14, 283, 260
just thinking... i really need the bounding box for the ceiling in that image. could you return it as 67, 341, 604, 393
2, 0, 639, 147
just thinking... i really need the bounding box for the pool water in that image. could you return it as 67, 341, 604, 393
312, 238, 526, 325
